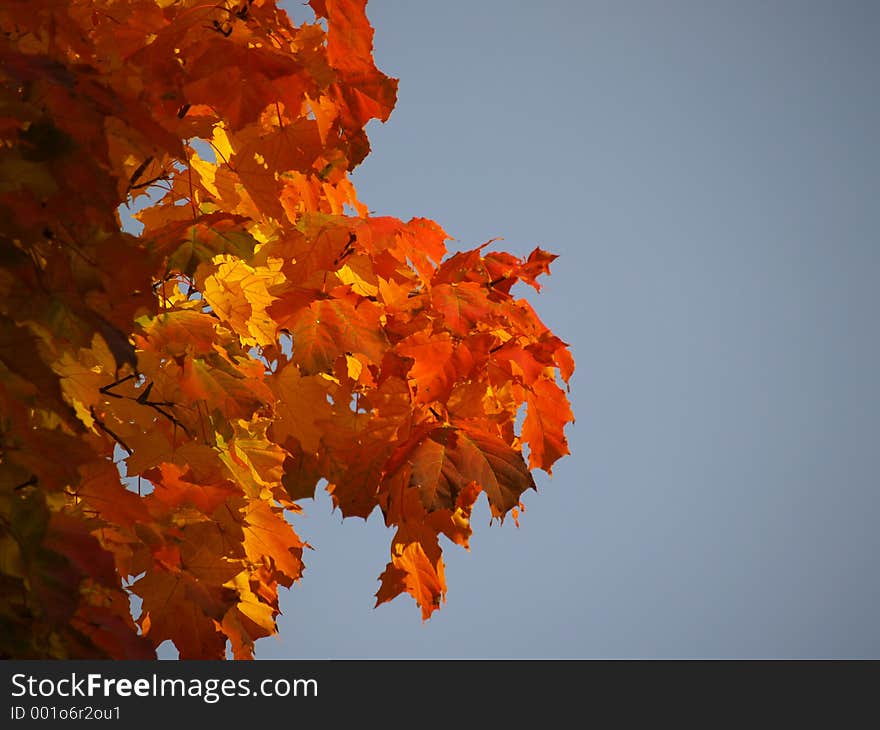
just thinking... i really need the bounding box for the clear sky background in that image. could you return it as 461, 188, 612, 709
167, 0, 880, 658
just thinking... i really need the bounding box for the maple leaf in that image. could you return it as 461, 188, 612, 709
376, 540, 445, 621
270, 362, 333, 453
385, 425, 537, 518
146, 212, 260, 277
287, 294, 389, 373
134, 569, 227, 660
319, 409, 399, 518
396, 330, 457, 405
231, 119, 325, 219
182, 41, 304, 132
431, 281, 491, 336
523, 378, 576, 474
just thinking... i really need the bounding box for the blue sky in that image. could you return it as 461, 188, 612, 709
162, 0, 880, 658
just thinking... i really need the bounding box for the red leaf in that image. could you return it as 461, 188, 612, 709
385, 426, 536, 518
396, 330, 457, 404
287, 295, 389, 374
522, 378, 575, 473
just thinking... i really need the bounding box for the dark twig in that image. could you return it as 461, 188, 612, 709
13, 476, 37, 491
90, 406, 132, 455
99, 373, 137, 399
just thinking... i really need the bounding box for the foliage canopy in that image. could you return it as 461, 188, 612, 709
0, 0, 574, 658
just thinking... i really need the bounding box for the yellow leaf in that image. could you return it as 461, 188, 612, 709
237, 596, 276, 633
345, 353, 363, 381
336, 256, 379, 297
202, 256, 284, 347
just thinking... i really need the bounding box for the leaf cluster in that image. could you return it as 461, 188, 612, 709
0, 0, 574, 658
